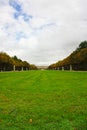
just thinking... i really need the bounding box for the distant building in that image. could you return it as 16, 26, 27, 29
37, 66, 48, 70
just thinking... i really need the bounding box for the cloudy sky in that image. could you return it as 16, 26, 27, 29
0, 0, 87, 65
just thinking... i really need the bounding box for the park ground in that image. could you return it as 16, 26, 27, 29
0, 70, 87, 130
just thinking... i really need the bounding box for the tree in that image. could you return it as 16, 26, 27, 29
30, 64, 38, 70
48, 41, 87, 71
0, 52, 13, 71
76, 41, 87, 51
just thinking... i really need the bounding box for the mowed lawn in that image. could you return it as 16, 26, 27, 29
0, 70, 87, 130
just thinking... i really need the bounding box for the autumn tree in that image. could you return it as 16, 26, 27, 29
0, 52, 37, 71
48, 41, 87, 70
0, 52, 13, 71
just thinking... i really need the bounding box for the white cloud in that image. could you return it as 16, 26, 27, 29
0, 0, 87, 65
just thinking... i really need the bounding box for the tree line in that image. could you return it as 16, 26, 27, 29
48, 41, 87, 71
0, 52, 37, 71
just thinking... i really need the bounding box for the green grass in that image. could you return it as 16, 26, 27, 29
0, 70, 87, 130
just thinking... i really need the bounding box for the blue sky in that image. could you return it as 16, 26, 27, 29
9, 0, 22, 12
0, 0, 87, 65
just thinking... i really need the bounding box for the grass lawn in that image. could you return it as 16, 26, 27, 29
0, 70, 87, 130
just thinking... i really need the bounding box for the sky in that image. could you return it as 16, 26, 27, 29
0, 0, 87, 66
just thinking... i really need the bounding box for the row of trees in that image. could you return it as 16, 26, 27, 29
48, 41, 87, 71
0, 52, 37, 71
